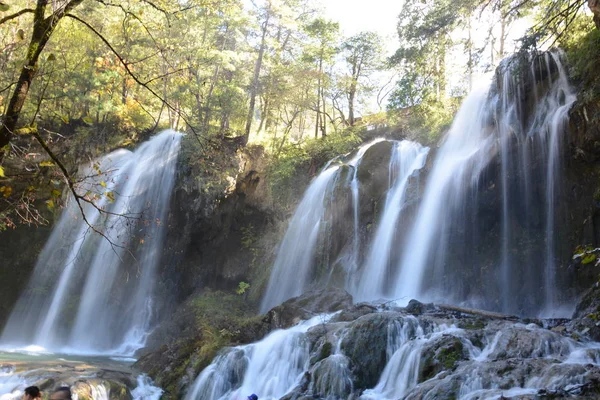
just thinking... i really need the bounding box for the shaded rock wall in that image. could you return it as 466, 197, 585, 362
0, 224, 52, 328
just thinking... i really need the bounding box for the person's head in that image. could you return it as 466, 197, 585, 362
49, 387, 72, 400
22, 386, 40, 400
247, 394, 258, 400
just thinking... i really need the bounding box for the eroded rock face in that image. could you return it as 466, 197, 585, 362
418, 334, 469, 382
264, 288, 353, 330
573, 281, 600, 320
309, 354, 354, 399
144, 277, 600, 400
277, 300, 600, 400
339, 312, 403, 389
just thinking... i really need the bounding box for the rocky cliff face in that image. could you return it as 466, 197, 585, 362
3, 49, 600, 399
154, 290, 600, 400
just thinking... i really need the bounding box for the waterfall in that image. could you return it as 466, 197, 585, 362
0, 130, 182, 355
346, 139, 386, 288
355, 141, 429, 301
361, 317, 424, 399
260, 166, 341, 313
393, 85, 494, 304
260, 139, 428, 312
186, 311, 600, 400
393, 51, 576, 315
260, 51, 576, 317
184, 315, 332, 400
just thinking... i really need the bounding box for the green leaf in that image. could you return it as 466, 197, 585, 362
0, 3, 9, 12
82, 116, 93, 125
582, 253, 597, 265
236, 281, 250, 295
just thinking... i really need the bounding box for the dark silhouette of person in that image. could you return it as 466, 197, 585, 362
22, 386, 41, 400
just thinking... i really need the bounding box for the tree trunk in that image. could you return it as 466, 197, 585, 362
348, 88, 356, 126
467, 16, 473, 91
0, 0, 85, 160
590, 0, 600, 29
499, 16, 506, 58
204, 24, 229, 128
315, 54, 323, 138
244, 10, 270, 145
256, 97, 269, 134
320, 81, 327, 137
437, 303, 519, 321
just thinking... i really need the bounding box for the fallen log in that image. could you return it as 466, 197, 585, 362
436, 303, 520, 321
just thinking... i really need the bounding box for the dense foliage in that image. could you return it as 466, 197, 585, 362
0, 0, 598, 229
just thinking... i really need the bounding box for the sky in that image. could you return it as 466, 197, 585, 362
322, 0, 403, 55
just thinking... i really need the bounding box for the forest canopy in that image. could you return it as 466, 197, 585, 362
0, 0, 598, 229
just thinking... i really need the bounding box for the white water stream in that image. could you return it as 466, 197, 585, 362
1, 130, 182, 355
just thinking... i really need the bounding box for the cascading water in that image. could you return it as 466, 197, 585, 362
355, 141, 429, 301
393, 51, 576, 315
393, 85, 495, 305
346, 138, 385, 283
259, 166, 341, 313
186, 309, 600, 400
184, 51, 596, 399
259, 139, 428, 312
260, 51, 575, 316
0, 130, 182, 355
184, 315, 333, 400
361, 316, 424, 399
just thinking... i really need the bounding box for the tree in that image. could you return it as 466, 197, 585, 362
244, 1, 272, 145
341, 31, 383, 126
0, 0, 85, 161
304, 18, 338, 138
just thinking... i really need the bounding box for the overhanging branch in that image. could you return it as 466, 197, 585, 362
0, 8, 34, 25
65, 12, 202, 143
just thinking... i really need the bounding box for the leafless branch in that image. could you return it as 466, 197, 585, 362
0, 8, 34, 25
28, 128, 135, 259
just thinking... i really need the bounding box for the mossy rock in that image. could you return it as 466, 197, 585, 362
573, 281, 600, 319
418, 335, 468, 382
340, 312, 403, 389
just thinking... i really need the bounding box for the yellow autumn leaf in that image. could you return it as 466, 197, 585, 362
51, 189, 61, 197
2, 186, 12, 198
99, 181, 107, 188
120, 138, 135, 147
105, 191, 115, 203
46, 199, 55, 210
0, 165, 4, 177
39, 161, 55, 167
